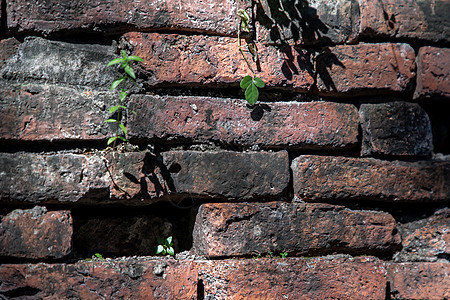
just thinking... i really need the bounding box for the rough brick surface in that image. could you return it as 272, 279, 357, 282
315, 43, 416, 97
359, 0, 450, 43
388, 263, 450, 299
394, 208, 450, 262
161, 150, 289, 200
359, 102, 432, 157
192, 202, 400, 257
0, 206, 72, 259
414, 46, 450, 100
0, 259, 198, 299
0, 38, 21, 68
0, 81, 116, 141
292, 155, 450, 202
129, 95, 359, 149
7, 0, 250, 36
121, 32, 314, 91
198, 256, 387, 299
256, 0, 360, 45
0, 37, 117, 89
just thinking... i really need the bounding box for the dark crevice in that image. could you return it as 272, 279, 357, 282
0, 287, 41, 298
197, 279, 205, 300
0, 0, 6, 38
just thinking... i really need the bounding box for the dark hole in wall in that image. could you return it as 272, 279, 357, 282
72, 202, 198, 258
420, 99, 450, 155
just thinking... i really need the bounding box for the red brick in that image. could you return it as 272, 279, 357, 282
198, 256, 387, 299
315, 43, 416, 97
414, 46, 450, 100
0, 82, 115, 141
0, 206, 72, 259
0, 259, 198, 299
121, 32, 315, 91
359, 102, 432, 157
192, 202, 400, 258
359, 0, 450, 43
394, 208, 450, 262
388, 263, 450, 299
0, 38, 20, 68
161, 150, 289, 200
256, 0, 360, 45
292, 155, 450, 202
129, 96, 359, 149
7, 0, 250, 36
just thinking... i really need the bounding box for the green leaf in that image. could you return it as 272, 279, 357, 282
253, 77, 265, 88
107, 136, 117, 145
107, 58, 124, 67
109, 106, 119, 113
166, 236, 172, 245
111, 77, 124, 91
130, 109, 137, 115
124, 65, 136, 79
237, 9, 250, 32
117, 136, 127, 142
104, 119, 117, 123
167, 247, 175, 256
245, 83, 259, 105
120, 91, 127, 101
119, 123, 127, 135
128, 56, 144, 62
240, 75, 252, 89
156, 245, 164, 254
121, 50, 128, 59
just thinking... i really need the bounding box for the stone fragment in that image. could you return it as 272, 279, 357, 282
129, 95, 359, 149
292, 155, 450, 202
256, 0, 360, 45
0, 206, 72, 259
388, 263, 450, 299
359, 0, 450, 43
394, 208, 450, 262
7, 0, 250, 36
192, 202, 400, 257
359, 102, 432, 157
0, 38, 20, 68
315, 43, 416, 97
121, 32, 315, 91
161, 150, 289, 200
0, 37, 118, 89
0, 81, 115, 141
0, 259, 198, 299
414, 46, 450, 100
198, 256, 387, 299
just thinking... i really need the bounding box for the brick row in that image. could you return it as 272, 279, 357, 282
292, 155, 450, 202
0, 150, 289, 205
129, 95, 359, 149
192, 202, 400, 258
6, 0, 250, 36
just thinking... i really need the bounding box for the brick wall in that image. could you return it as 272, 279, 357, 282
0, 0, 449, 299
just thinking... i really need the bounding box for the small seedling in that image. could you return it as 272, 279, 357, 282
240, 75, 265, 105
105, 50, 143, 148
156, 236, 175, 256
93, 253, 103, 260
280, 252, 288, 258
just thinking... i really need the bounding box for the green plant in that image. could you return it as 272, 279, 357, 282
280, 252, 288, 258
237, 5, 265, 105
105, 50, 143, 147
93, 253, 103, 259
156, 236, 174, 256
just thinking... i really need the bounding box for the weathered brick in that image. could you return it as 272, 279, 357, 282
315, 43, 416, 97
129, 95, 359, 149
388, 263, 450, 299
394, 208, 450, 262
0, 38, 20, 68
359, 0, 450, 43
0, 206, 72, 259
0, 37, 118, 89
256, 0, 360, 45
359, 102, 432, 157
121, 32, 315, 91
292, 155, 450, 202
192, 202, 400, 257
0, 259, 198, 299
414, 46, 450, 100
161, 150, 289, 200
7, 0, 250, 36
198, 256, 387, 299
0, 152, 158, 205
0, 81, 116, 141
